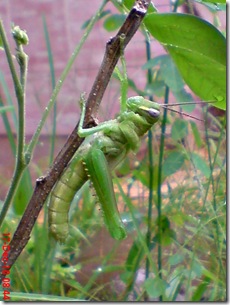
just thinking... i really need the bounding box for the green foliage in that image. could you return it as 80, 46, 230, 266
171, 119, 188, 141
103, 14, 126, 31
0, 0, 226, 302
144, 13, 226, 109
162, 152, 186, 177
144, 277, 169, 299
190, 152, 211, 178
143, 55, 185, 93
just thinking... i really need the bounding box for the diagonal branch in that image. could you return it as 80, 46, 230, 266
0, 0, 150, 282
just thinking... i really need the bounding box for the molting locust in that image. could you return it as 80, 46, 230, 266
48, 95, 160, 243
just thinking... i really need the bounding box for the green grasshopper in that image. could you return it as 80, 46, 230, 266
48, 95, 160, 243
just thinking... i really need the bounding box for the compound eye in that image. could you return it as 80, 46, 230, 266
149, 108, 160, 118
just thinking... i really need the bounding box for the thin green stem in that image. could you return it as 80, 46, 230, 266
17, 45, 28, 92
16, 47, 27, 164
25, 0, 108, 157
145, 36, 154, 285
157, 85, 169, 301
0, 21, 24, 103
0, 23, 28, 226
119, 35, 128, 112
43, 15, 57, 165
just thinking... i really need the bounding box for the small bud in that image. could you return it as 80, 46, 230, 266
12, 25, 29, 46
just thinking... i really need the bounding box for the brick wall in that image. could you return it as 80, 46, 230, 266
0, 1, 225, 136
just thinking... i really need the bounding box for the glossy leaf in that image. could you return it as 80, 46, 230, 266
144, 13, 226, 109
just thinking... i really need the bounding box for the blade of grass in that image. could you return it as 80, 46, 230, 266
42, 15, 57, 165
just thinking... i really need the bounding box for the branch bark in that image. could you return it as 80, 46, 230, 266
0, 0, 150, 282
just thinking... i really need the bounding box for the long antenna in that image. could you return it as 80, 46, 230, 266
160, 100, 216, 107
160, 105, 204, 122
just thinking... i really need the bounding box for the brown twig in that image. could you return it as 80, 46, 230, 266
0, 0, 150, 282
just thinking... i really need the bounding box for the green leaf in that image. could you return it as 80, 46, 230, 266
14, 169, 33, 214
190, 121, 202, 148
191, 260, 203, 278
143, 55, 185, 92
170, 212, 186, 227
103, 14, 126, 32
191, 276, 211, 301
144, 277, 168, 298
156, 214, 170, 230
145, 80, 165, 97
125, 240, 144, 271
154, 228, 176, 246
133, 161, 160, 190
190, 153, 211, 178
171, 119, 188, 141
159, 56, 185, 92
168, 253, 185, 266
144, 13, 226, 110
162, 151, 185, 177
172, 89, 195, 112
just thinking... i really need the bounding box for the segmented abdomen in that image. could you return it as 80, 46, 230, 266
48, 155, 88, 243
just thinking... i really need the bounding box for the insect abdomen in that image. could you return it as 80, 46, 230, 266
48, 157, 88, 243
